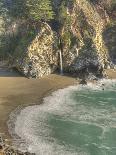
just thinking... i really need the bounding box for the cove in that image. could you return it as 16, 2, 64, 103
8, 79, 116, 155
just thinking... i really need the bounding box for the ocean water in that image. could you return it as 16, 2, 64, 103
8, 79, 116, 155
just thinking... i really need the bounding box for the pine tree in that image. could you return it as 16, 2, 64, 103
9, 0, 54, 21
0, 0, 8, 17
8, 0, 28, 19
26, 0, 54, 21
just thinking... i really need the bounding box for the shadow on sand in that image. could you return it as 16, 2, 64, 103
0, 67, 22, 77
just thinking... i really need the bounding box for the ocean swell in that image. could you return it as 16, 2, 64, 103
8, 79, 116, 155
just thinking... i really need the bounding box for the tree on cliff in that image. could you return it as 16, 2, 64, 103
26, 0, 54, 21
0, 1, 4, 16
0, 0, 10, 58
0, 0, 8, 19
8, 0, 54, 21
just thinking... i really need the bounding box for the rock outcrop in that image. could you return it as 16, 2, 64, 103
54, 0, 116, 78
0, 135, 35, 155
14, 23, 58, 78
10, 0, 116, 78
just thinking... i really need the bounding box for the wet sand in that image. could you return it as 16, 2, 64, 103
0, 69, 76, 139
0, 67, 116, 140
105, 69, 116, 79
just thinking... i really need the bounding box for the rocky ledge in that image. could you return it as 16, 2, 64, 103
0, 135, 35, 155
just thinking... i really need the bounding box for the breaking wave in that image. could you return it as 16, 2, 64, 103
8, 79, 116, 155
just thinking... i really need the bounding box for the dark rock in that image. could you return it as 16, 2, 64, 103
79, 79, 87, 85
24, 152, 35, 155
0, 144, 3, 150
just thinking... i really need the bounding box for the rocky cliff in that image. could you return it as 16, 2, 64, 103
10, 0, 116, 78
12, 23, 59, 78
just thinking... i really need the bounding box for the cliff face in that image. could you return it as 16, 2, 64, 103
0, 17, 4, 35
60, 0, 112, 71
103, 25, 116, 64
11, 0, 116, 78
14, 23, 58, 78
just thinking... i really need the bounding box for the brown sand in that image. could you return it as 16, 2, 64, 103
0, 72, 76, 139
105, 69, 116, 79
0, 68, 116, 140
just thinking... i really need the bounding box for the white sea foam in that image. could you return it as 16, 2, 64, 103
8, 79, 116, 155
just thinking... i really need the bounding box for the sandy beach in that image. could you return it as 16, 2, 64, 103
0, 67, 116, 140
0, 69, 77, 140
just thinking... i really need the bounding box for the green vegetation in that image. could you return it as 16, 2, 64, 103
9, 0, 54, 21
0, 0, 115, 62
26, 0, 54, 21
57, 0, 74, 48
0, 0, 54, 59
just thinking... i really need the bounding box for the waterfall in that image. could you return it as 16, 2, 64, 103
59, 50, 63, 75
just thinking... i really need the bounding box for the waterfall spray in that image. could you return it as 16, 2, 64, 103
59, 50, 63, 75
58, 33, 64, 75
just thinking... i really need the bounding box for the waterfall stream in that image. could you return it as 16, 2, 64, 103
59, 50, 63, 75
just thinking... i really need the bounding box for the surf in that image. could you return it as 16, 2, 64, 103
8, 79, 116, 155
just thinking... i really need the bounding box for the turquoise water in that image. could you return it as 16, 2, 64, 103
48, 89, 116, 155
8, 80, 116, 155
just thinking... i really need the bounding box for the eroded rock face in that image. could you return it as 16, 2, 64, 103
103, 25, 116, 64
0, 17, 5, 35
15, 23, 58, 78
12, 0, 116, 78
58, 0, 114, 77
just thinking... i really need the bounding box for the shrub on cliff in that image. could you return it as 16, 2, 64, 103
8, 0, 54, 22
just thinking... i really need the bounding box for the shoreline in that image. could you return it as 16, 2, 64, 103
0, 68, 116, 154
0, 73, 77, 140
